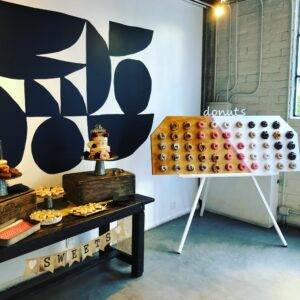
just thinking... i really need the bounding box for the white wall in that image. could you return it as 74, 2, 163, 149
0, 0, 203, 289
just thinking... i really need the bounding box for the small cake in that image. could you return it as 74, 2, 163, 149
85, 125, 111, 160
0, 159, 21, 180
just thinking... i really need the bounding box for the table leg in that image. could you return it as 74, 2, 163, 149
99, 224, 110, 254
131, 208, 145, 277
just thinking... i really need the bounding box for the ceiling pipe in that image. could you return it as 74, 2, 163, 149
182, 0, 215, 8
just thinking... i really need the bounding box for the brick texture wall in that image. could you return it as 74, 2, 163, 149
214, 0, 300, 225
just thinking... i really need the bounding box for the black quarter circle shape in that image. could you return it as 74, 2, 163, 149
109, 22, 153, 56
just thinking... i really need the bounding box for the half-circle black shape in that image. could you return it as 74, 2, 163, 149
114, 59, 152, 115
25, 80, 59, 117
61, 78, 86, 116
0, 87, 27, 167
86, 22, 111, 114
88, 114, 154, 159
0, 1, 85, 79
32, 116, 84, 174
109, 22, 153, 56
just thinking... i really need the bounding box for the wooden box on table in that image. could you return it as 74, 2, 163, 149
63, 169, 135, 204
0, 190, 36, 225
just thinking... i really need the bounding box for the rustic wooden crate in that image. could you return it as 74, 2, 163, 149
0, 190, 37, 225
63, 169, 135, 204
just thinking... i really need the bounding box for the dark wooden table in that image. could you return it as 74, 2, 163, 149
0, 194, 154, 300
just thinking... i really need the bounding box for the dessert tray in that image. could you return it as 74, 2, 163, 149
70, 202, 109, 217
35, 186, 65, 199
0, 219, 40, 246
30, 210, 63, 226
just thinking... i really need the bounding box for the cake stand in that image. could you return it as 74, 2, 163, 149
0, 174, 22, 197
83, 156, 118, 176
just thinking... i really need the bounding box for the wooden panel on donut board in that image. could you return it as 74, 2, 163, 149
150, 116, 300, 176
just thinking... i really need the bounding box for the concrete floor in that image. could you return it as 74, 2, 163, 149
22, 212, 300, 300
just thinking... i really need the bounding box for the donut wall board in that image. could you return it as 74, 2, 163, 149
151, 116, 300, 176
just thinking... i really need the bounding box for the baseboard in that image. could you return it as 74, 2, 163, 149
145, 205, 198, 231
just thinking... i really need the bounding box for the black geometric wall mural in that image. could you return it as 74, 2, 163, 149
114, 59, 152, 115
61, 78, 86, 116
25, 80, 60, 117
0, 1, 154, 173
32, 117, 84, 174
0, 87, 27, 167
109, 21, 153, 56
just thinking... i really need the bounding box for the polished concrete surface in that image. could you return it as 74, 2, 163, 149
23, 212, 300, 300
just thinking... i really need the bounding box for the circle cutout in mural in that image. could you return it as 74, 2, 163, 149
32, 116, 84, 174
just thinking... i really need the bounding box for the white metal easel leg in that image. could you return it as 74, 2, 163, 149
200, 178, 210, 216
251, 176, 288, 247
177, 178, 206, 254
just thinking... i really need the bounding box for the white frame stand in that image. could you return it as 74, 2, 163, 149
177, 175, 287, 254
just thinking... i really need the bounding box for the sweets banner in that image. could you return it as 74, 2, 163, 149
24, 221, 130, 277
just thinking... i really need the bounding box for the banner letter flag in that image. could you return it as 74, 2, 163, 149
54, 251, 67, 269
93, 237, 102, 253
81, 243, 93, 260
40, 256, 55, 273
100, 231, 111, 250
67, 247, 81, 267
24, 258, 40, 277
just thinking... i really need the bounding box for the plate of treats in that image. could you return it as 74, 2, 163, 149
70, 202, 108, 217
0, 159, 22, 180
35, 186, 65, 199
30, 210, 63, 226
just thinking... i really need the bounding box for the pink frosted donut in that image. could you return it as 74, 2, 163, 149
237, 153, 245, 160
197, 132, 205, 139
197, 121, 205, 129
222, 132, 231, 139
238, 163, 247, 171
210, 131, 219, 139
224, 153, 232, 160
251, 162, 259, 170
211, 143, 219, 150
225, 163, 233, 171
224, 142, 231, 150
237, 142, 245, 150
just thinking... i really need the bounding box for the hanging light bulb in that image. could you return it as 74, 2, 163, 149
214, 5, 225, 18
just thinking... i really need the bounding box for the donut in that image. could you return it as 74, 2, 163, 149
197, 132, 205, 139
225, 163, 233, 171
224, 142, 231, 150
236, 121, 243, 128
222, 132, 231, 139
224, 153, 232, 160
196, 121, 205, 129
187, 164, 195, 171
237, 153, 245, 160
183, 121, 191, 130
210, 131, 219, 139
170, 122, 179, 131
211, 154, 219, 162
211, 143, 219, 150
238, 163, 247, 171
237, 142, 245, 150
211, 164, 220, 173
158, 132, 166, 140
